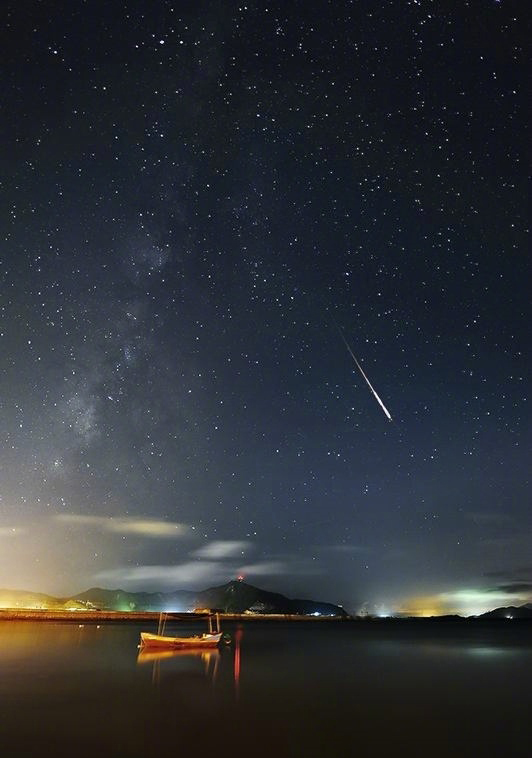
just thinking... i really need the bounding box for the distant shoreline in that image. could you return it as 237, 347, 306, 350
0, 609, 351, 623
0, 609, 530, 623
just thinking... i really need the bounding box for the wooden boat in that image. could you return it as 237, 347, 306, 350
139, 630, 222, 649
139, 612, 225, 650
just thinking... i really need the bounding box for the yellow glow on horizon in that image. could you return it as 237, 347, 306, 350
0, 598, 46, 610
394, 587, 530, 617
394, 595, 447, 617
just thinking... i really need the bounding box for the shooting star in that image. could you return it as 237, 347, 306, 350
338, 330, 393, 421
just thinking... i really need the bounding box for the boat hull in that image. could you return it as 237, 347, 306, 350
139, 631, 222, 649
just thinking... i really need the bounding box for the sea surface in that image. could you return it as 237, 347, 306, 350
0, 618, 530, 757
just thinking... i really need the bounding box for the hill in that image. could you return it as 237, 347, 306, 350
0, 588, 62, 610
0, 581, 347, 617
73, 586, 195, 612
75, 580, 347, 616
192, 580, 347, 616
477, 603, 532, 619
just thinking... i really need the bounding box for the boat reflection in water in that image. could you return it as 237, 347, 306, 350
137, 647, 221, 666
137, 646, 222, 685
137, 623, 244, 698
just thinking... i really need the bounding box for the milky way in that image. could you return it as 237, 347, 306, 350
0, 1, 529, 615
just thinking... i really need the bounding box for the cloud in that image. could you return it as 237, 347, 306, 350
194, 540, 250, 559
96, 558, 303, 592
94, 551, 323, 592
491, 582, 532, 595
54, 514, 188, 537
111, 520, 188, 538
484, 566, 532, 580
436, 586, 531, 615
439, 589, 518, 604
394, 581, 532, 618
95, 561, 223, 589
237, 560, 288, 576
237, 555, 323, 578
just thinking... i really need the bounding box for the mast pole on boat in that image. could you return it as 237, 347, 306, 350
157, 611, 167, 636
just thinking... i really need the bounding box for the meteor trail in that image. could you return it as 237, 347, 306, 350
338, 330, 393, 421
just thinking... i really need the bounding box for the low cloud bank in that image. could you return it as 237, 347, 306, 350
54, 513, 188, 537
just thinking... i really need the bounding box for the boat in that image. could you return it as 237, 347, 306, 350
139, 630, 222, 649
139, 612, 227, 650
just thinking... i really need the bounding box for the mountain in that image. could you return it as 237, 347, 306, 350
74, 580, 348, 616
73, 587, 196, 612
477, 603, 532, 619
191, 580, 347, 616
0, 581, 348, 616
0, 589, 62, 610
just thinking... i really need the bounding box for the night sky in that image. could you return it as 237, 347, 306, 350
1, 0, 529, 616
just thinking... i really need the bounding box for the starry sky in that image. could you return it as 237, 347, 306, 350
1, 0, 529, 616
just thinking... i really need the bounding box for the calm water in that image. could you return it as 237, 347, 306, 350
0, 619, 530, 757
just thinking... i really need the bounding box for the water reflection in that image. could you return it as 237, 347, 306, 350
136, 646, 221, 666
0, 621, 530, 757
135, 623, 245, 699
137, 646, 221, 685
417, 641, 520, 659
233, 625, 243, 699
467, 645, 518, 658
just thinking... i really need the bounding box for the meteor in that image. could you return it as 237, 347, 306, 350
338, 330, 392, 421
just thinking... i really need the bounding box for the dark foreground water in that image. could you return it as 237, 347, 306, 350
0, 619, 530, 758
